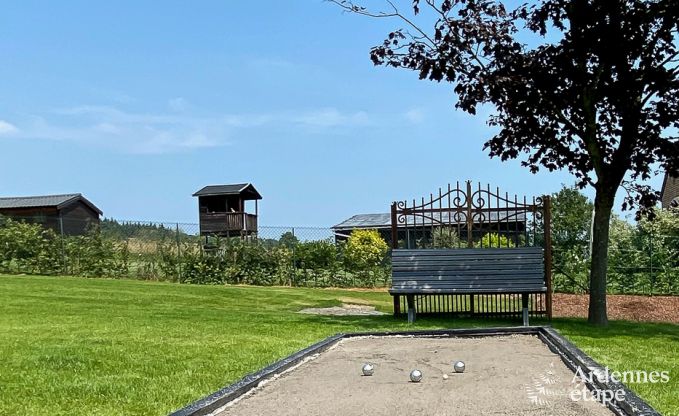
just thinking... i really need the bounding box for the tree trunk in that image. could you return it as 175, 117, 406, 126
588, 187, 616, 326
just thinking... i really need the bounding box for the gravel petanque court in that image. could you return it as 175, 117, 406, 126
215, 335, 614, 416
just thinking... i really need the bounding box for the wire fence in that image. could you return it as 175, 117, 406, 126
1, 215, 677, 294
0, 216, 390, 288
552, 233, 679, 296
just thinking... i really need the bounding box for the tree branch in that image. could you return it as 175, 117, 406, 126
328, 0, 437, 48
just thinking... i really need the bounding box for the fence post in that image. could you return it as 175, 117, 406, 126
176, 223, 182, 282
291, 227, 296, 287
59, 215, 66, 273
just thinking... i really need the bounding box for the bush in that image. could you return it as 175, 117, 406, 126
63, 227, 129, 278
474, 233, 515, 248
344, 230, 389, 286
431, 227, 462, 248
0, 218, 61, 275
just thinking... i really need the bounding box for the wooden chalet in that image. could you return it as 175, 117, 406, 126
0, 193, 102, 235
193, 183, 261, 237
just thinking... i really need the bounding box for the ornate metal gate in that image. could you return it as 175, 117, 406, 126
390, 180, 552, 318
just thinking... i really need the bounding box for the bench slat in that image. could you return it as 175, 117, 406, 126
393, 247, 542, 255
392, 253, 544, 262
393, 269, 543, 276
393, 278, 544, 284
392, 258, 543, 265
393, 277, 543, 282
389, 287, 546, 294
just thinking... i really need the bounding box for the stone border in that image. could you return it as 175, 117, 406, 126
168, 326, 660, 416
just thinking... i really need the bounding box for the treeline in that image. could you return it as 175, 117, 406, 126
551, 185, 679, 295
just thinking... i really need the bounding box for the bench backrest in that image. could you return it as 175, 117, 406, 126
391, 247, 546, 293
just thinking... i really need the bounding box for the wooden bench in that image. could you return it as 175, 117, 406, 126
389, 247, 547, 324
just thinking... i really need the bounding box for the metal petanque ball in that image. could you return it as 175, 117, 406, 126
453, 361, 466, 373
362, 363, 375, 376
410, 369, 423, 383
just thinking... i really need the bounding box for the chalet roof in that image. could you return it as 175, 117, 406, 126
192, 183, 262, 200
0, 193, 103, 215
332, 211, 527, 230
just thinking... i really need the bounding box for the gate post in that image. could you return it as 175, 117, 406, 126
390, 202, 398, 249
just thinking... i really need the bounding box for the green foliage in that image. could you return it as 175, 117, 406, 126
343, 230, 389, 287
552, 185, 594, 250
64, 227, 129, 278
278, 231, 299, 249
100, 218, 180, 241
550, 184, 593, 293
0, 218, 61, 274
431, 227, 461, 248
344, 230, 388, 269
474, 233, 515, 248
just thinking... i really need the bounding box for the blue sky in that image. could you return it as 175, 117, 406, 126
0, 1, 662, 226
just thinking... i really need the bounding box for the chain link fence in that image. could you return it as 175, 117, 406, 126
0, 216, 390, 288
552, 233, 679, 296
1, 214, 677, 294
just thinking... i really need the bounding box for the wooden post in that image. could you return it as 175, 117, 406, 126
390, 202, 398, 249
522, 293, 529, 326
543, 195, 553, 320
393, 295, 401, 316
406, 295, 416, 323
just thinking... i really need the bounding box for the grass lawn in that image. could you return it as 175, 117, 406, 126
1, 275, 677, 416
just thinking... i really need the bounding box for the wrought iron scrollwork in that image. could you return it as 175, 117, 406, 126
390, 180, 547, 249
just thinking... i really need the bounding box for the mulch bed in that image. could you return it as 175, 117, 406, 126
553, 293, 679, 324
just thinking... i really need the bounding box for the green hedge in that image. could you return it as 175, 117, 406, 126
0, 218, 390, 288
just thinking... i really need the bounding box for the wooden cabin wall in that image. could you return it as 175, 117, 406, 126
59, 202, 101, 235
0, 202, 99, 236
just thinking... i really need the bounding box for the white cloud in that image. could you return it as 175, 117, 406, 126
0, 120, 19, 136
293, 108, 369, 127
404, 108, 425, 124
10, 104, 373, 154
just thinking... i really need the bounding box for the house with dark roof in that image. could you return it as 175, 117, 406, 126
661, 170, 679, 209
0, 193, 102, 235
193, 183, 261, 236
332, 211, 527, 246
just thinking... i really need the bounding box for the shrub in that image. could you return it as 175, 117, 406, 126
0, 218, 62, 274
63, 227, 129, 278
293, 239, 340, 286
474, 233, 516, 248
431, 227, 462, 248
344, 230, 389, 287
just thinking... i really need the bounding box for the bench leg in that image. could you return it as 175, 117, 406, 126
393, 295, 401, 316
406, 295, 416, 323
522, 293, 529, 326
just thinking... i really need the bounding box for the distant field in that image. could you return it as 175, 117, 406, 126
0, 275, 677, 415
